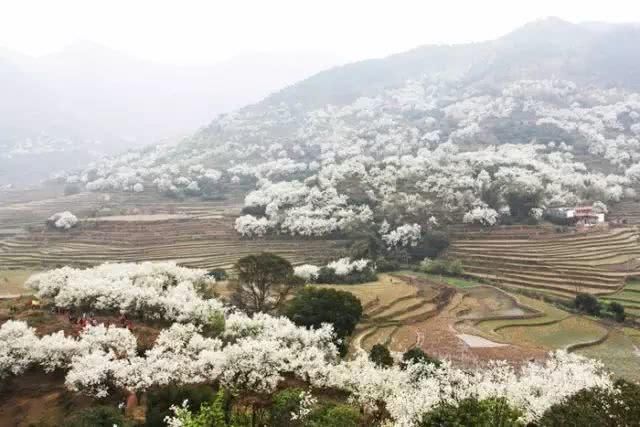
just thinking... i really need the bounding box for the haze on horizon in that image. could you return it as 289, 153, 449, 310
3, 0, 640, 188
1, 0, 640, 65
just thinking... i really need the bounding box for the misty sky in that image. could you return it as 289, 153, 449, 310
2, 0, 640, 65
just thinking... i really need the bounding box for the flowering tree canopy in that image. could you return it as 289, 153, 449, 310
47, 211, 79, 230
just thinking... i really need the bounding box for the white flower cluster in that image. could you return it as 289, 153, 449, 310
61, 77, 640, 235
326, 258, 371, 276
463, 207, 499, 226
293, 264, 321, 282
235, 180, 373, 237
290, 390, 318, 421
47, 211, 79, 230
0, 313, 337, 397
293, 258, 373, 282
382, 223, 422, 248
26, 262, 222, 324
0, 320, 135, 383
0, 318, 611, 425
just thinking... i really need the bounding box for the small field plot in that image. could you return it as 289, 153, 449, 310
496, 316, 607, 350
0, 269, 36, 297
361, 326, 398, 351
457, 286, 531, 320
577, 329, 640, 382
407, 271, 481, 289
476, 294, 568, 333
332, 274, 447, 354
623, 281, 640, 291
601, 281, 640, 318
317, 274, 419, 312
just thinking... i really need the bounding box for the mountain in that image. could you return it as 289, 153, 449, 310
72, 17, 640, 235
0, 43, 344, 186
261, 18, 640, 111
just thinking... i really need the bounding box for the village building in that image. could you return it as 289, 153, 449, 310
544, 205, 605, 226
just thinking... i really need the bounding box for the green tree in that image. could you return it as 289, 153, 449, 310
168, 389, 232, 427
231, 253, 296, 313
348, 231, 385, 260
408, 230, 450, 261
574, 293, 600, 316
308, 404, 361, 427
607, 301, 625, 322
369, 344, 394, 367
504, 190, 542, 221
401, 348, 441, 369
270, 388, 306, 427
539, 380, 640, 427
145, 384, 216, 427
419, 397, 524, 427
286, 287, 363, 345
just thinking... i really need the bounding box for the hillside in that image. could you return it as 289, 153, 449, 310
263, 18, 640, 111
56, 19, 640, 243
0, 43, 343, 186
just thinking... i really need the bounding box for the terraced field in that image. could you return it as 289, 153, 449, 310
601, 280, 640, 318
0, 190, 344, 284
608, 200, 640, 225
476, 294, 569, 334
449, 227, 640, 296
336, 275, 545, 365
577, 328, 640, 382
336, 273, 640, 375
333, 275, 446, 353
496, 316, 608, 350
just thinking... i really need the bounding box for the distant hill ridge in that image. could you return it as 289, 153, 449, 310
258, 18, 640, 112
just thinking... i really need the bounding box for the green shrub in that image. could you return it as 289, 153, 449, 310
145, 384, 216, 427
65, 405, 130, 427
270, 388, 306, 427
308, 403, 361, 427
418, 258, 464, 276
369, 344, 394, 367
376, 257, 401, 272
408, 231, 450, 260
538, 380, 640, 426
286, 287, 363, 347
419, 397, 524, 427
607, 301, 625, 322
316, 266, 377, 284
401, 348, 441, 369
574, 293, 600, 316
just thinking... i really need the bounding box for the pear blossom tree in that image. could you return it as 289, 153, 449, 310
47, 211, 79, 230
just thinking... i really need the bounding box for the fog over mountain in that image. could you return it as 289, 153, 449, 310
0, 43, 343, 186
265, 18, 640, 110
